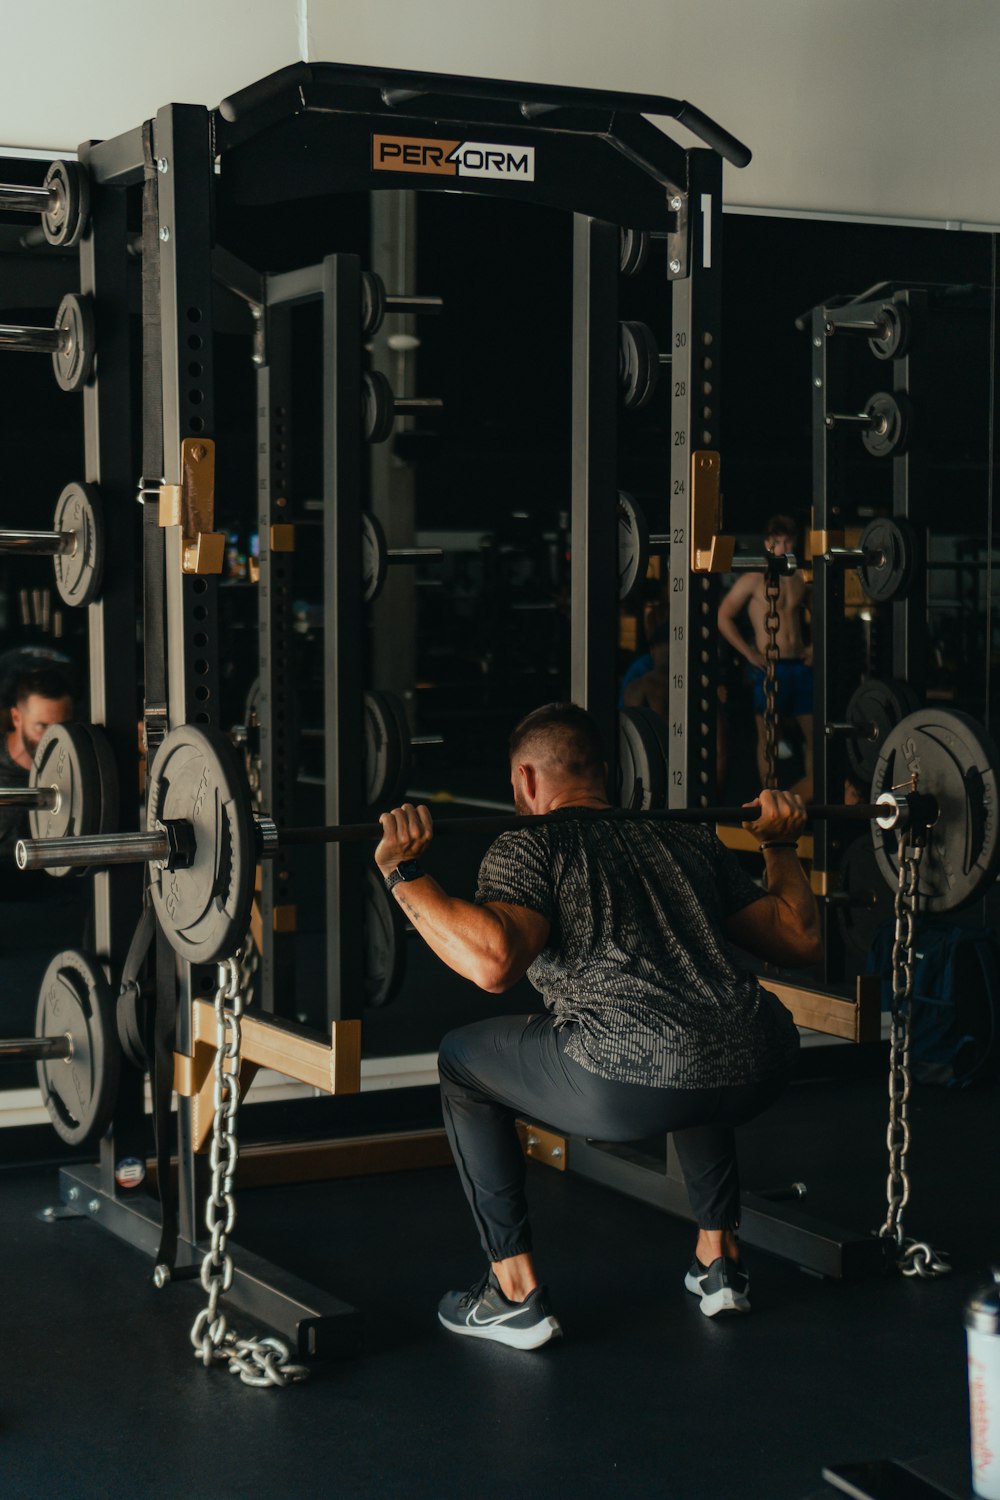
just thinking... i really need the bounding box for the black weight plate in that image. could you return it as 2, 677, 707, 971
116, 986, 149, 1072
361, 270, 386, 335
835, 837, 893, 966
872, 708, 1000, 914
869, 302, 910, 362
364, 690, 412, 806
619, 227, 649, 277
362, 370, 395, 444
845, 678, 922, 786
51, 293, 95, 393
35, 949, 119, 1147
619, 320, 660, 410
28, 722, 102, 876
618, 708, 668, 810
861, 389, 911, 458
51, 481, 104, 608
364, 869, 406, 1007
146, 725, 257, 965
618, 491, 650, 602
361, 511, 389, 603
857, 516, 917, 603
42, 159, 89, 249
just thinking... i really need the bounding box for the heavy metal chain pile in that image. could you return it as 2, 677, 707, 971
189, 956, 309, 1387
762, 569, 781, 791
877, 831, 950, 1279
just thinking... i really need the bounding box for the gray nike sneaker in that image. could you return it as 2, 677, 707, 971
438, 1270, 562, 1349
684, 1255, 751, 1317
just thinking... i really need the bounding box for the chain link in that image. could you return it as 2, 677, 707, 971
762, 566, 781, 791
877, 832, 950, 1279
189, 956, 310, 1387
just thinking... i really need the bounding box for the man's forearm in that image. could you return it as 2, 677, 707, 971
762, 847, 821, 950
387, 875, 514, 990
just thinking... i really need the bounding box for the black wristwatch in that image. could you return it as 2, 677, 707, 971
384, 860, 426, 893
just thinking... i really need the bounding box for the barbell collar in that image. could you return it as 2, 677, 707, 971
0, 785, 59, 811
0, 1035, 73, 1062
0, 182, 56, 214
0, 528, 75, 557
0, 323, 66, 355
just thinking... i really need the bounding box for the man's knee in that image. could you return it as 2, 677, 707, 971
438, 1020, 492, 1088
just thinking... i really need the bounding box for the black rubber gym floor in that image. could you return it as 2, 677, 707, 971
1, 1067, 994, 1500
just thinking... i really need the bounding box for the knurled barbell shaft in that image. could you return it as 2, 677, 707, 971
0, 528, 75, 557
0, 785, 59, 810
15, 797, 916, 874
0, 1035, 73, 1061
0, 323, 67, 355
0, 182, 58, 214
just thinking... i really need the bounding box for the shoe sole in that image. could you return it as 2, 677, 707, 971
699, 1286, 751, 1318
438, 1312, 562, 1350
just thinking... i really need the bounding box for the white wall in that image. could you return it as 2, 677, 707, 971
4, 0, 999, 226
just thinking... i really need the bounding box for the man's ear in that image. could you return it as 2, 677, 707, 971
517, 762, 537, 802
9, 704, 22, 735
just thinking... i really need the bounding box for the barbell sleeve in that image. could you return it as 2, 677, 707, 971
0, 323, 65, 355
0, 786, 59, 810
0, 528, 75, 557
16, 829, 169, 872
0, 1035, 73, 1061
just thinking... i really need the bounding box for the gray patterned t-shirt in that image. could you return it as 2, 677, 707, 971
475, 811, 799, 1088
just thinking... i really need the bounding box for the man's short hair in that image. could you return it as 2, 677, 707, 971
7, 665, 75, 709
508, 703, 605, 780
764, 513, 798, 543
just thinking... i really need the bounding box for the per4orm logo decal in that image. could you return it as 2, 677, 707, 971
373, 134, 535, 182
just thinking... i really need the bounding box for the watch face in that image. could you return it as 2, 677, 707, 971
398, 860, 423, 881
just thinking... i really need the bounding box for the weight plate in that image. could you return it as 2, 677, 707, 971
362, 511, 389, 603
619, 227, 649, 277
872, 708, 1000, 914
146, 725, 257, 966
857, 516, 917, 603
619, 320, 660, 410
362, 370, 395, 444
41, 159, 89, 249
861, 389, 911, 459
35, 949, 119, 1147
361, 270, 387, 335
28, 722, 102, 876
51, 293, 95, 393
845, 678, 922, 786
364, 689, 411, 807
116, 986, 149, 1072
835, 837, 892, 966
79, 722, 120, 837
51, 481, 104, 608
618, 491, 650, 602
363, 868, 406, 1007
869, 302, 910, 362
618, 708, 668, 810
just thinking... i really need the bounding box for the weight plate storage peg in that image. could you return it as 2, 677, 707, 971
146, 724, 257, 966
51, 481, 104, 607
618, 491, 650, 602
52, 293, 95, 393
871, 709, 1000, 913
35, 949, 119, 1147
857, 516, 917, 603
28, 722, 107, 875
42, 160, 89, 249
363, 868, 406, 1006
845, 678, 922, 785
364, 690, 411, 807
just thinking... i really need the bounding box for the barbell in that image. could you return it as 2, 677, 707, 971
15, 706, 1000, 966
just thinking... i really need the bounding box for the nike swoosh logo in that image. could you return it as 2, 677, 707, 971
468, 1306, 527, 1327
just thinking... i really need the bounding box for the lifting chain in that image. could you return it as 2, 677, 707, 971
762, 566, 781, 790
877, 832, 950, 1279
189, 955, 309, 1387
